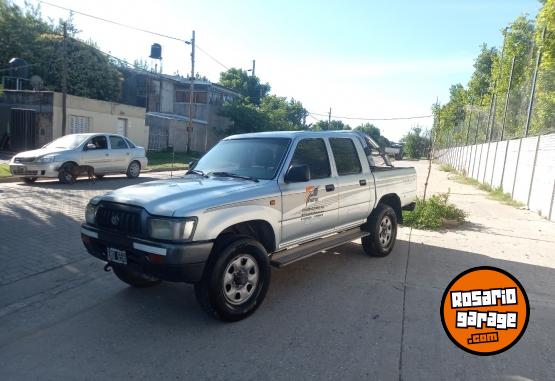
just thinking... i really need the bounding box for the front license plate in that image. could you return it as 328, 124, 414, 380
107, 247, 127, 264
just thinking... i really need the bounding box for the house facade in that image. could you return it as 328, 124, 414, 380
0, 90, 148, 151
120, 69, 240, 153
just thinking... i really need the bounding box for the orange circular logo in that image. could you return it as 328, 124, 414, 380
440, 267, 529, 356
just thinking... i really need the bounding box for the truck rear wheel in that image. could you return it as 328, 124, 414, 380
194, 237, 270, 322
112, 265, 162, 288
362, 203, 397, 257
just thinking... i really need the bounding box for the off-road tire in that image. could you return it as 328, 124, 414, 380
194, 236, 270, 322
126, 161, 141, 178
362, 203, 398, 257
112, 265, 162, 288
58, 162, 77, 184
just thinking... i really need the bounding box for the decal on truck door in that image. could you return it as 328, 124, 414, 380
301, 185, 324, 220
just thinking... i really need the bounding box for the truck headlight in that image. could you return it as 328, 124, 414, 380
85, 204, 97, 225
148, 218, 197, 241
35, 154, 59, 163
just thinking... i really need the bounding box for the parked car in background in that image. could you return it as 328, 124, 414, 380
9, 133, 148, 184
385, 143, 404, 160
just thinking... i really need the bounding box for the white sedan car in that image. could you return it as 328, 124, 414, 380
9, 133, 148, 184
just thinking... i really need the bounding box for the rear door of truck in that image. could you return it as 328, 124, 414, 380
329, 137, 375, 228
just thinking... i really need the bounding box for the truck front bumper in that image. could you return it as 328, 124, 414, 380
80, 224, 213, 283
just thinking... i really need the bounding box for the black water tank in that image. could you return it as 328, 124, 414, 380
9, 57, 29, 78
150, 43, 162, 60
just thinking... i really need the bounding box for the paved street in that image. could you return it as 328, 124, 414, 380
0, 164, 554, 380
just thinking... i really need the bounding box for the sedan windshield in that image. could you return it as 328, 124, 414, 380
44, 134, 89, 149
193, 138, 291, 180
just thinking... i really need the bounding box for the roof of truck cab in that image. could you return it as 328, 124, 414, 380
225, 130, 361, 140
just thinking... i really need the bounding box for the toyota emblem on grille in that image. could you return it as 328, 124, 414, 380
110, 214, 120, 226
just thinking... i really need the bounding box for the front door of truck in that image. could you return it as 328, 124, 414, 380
279, 138, 339, 246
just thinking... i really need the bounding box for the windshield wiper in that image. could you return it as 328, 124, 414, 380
186, 169, 208, 178
210, 172, 259, 182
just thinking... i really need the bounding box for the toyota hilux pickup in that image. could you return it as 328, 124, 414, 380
81, 130, 417, 321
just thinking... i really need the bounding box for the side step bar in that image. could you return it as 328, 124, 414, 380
270, 228, 370, 268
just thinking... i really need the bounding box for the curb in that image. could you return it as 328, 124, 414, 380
0, 167, 189, 184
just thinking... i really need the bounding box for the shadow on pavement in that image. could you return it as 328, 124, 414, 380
0, 238, 553, 380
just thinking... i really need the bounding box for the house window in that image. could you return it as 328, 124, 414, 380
69, 115, 91, 134
175, 90, 187, 103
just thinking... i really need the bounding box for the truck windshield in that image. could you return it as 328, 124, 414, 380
193, 138, 291, 180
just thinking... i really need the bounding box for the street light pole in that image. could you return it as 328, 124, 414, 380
187, 30, 195, 154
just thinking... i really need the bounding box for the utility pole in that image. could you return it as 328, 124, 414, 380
328, 107, 331, 130
187, 30, 195, 154
61, 22, 68, 136
251, 60, 256, 77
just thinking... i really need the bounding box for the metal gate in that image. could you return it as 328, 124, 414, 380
148, 125, 168, 151
10, 108, 37, 151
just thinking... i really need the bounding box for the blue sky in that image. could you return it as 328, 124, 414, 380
16, 0, 542, 140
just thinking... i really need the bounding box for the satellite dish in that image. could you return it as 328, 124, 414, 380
29, 75, 43, 90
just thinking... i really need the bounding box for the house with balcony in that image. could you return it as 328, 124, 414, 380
120, 69, 240, 153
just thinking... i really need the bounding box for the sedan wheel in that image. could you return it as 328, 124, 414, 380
126, 161, 141, 178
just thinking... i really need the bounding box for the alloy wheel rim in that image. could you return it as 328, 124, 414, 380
130, 163, 140, 176
222, 254, 259, 305
379, 216, 393, 247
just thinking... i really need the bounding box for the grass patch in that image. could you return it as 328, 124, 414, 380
452, 174, 524, 207
146, 151, 199, 170
403, 193, 466, 230
439, 163, 457, 173
0, 163, 11, 178
487, 186, 525, 207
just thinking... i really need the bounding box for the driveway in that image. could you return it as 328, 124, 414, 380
0, 164, 554, 380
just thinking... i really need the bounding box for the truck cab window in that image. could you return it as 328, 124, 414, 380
330, 138, 362, 175
290, 138, 331, 179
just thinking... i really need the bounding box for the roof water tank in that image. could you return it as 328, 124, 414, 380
150, 43, 162, 60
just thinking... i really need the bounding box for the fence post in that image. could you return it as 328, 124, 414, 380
499, 56, 517, 187
481, 98, 496, 184
549, 177, 555, 221
526, 135, 541, 208
464, 100, 475, 174
524, 26, 546, 138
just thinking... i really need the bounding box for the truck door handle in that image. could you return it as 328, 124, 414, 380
359, 179, 367, 186
325, 184, 335, 192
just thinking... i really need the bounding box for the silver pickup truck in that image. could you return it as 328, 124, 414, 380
81, 130, 416, 321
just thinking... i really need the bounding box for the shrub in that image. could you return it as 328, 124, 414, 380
402, 193, 466, 230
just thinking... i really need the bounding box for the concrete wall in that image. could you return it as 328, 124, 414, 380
52, 93, 149, 147
438, 132, 555, 222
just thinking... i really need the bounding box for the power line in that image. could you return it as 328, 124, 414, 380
39, 1, 232, 71
308, 111, 433, 121
196, 45, 229, 70
40, 1, 186, 42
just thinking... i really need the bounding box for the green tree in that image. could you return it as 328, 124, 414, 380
260, 95, 308, 130
0, 1, 122, 101
218, 99, 269, 134
401, 127, 431, 159
467, 44, 498, 103
531, 0, 555, 135
355, 123, 391, 147
311, 120, 351, 131
219, 68, 270, 105
490, 15, 535, 139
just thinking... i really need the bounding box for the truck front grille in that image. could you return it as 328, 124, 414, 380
96, 206, 142, 235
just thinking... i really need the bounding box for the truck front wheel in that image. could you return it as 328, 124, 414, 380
362, 203, 398, 257
194, 237, 270, 322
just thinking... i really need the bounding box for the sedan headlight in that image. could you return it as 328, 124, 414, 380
148, 218, 197, 241
35, 154, 59, 163
85, 204, 98, 225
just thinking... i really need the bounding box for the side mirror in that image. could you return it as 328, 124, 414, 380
284, 164, 310, 183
